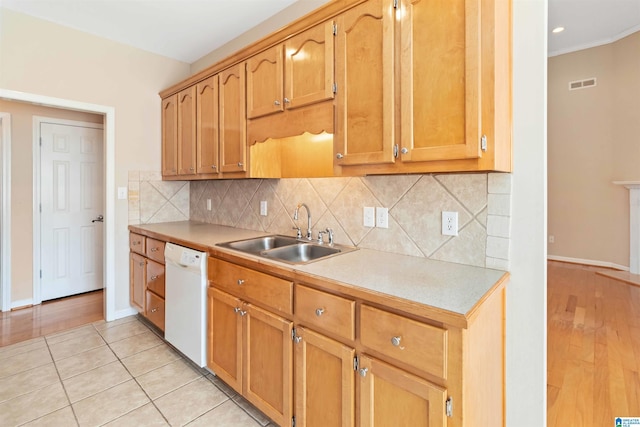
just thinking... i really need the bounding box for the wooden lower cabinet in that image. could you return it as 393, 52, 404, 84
207, 287, 293, 427
358, 355, 447, 427
294, 327, 355, 427
130, 253, 145, 312
145, 290, 165, 331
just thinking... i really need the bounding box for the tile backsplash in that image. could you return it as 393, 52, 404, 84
128, 171, 189, 224
185, 173, 512, 270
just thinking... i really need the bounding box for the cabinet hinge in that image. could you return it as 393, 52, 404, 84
292, 416, 296, 427
353, 355, 359, 371
332, 23, 337, 36
393, 0, 399, 8
332, 82, 337, 94
446, 397, 453, 417
393, 144, 399, 158
481, 134, 487, 151
291, 328, 296, 341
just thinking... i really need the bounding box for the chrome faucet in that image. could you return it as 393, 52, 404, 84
293, 203, 312, 240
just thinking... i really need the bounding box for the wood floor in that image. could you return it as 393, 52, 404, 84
0, 290, 104, 347
547, 261, 640, 426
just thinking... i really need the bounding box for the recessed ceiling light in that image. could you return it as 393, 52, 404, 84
552, 26, 565, 34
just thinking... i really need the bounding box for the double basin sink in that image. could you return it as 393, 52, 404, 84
217, 235, 357, 265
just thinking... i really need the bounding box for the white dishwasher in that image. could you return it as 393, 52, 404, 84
164, 243, 208, 367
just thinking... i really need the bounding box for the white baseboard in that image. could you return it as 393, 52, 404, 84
547, 255, 629, 271
10, 298, 34, 310
107, 307, 138, 322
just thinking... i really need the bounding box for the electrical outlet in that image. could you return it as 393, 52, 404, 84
376, 207, 389, 229
442, 211, 458, 236
363, 207, 375, 227
206, 199, 212, 211
548, 235, 555, 243
260, 200, 268, 216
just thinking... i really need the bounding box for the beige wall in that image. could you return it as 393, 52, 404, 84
548, 31, 640, 268
0, 101, 103, 303
0, 8, 191, 310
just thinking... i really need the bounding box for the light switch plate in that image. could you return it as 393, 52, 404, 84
260, 200, 268, 216
206, 199, 212, 211
363, 207, 375, 227
117, 187, 127, 200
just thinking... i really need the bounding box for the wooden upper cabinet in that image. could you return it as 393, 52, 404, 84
246, 45, 284, 119
334, 0, 395, 166
219, 63, 247, 174
284, 20, 335, 109
196, 75, 219, 174
399, 0, 481, 162
177, 86, 197, 175
161, 94, 178, 176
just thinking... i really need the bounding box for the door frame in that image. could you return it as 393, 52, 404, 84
0, 112, 12, 312
0, 88, 117, 321
33, 117, 105, 304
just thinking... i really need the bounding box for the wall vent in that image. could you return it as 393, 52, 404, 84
568, 78, 597, 91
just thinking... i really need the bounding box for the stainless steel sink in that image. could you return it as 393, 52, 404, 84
217, 235, 357, 264
221, 235, 300, 253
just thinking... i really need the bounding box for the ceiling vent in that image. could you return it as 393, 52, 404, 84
568, 78, 597, 91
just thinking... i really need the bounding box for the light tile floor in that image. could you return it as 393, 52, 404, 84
0, 316, 274, 427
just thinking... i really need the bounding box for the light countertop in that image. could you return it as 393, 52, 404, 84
130, 221, 508, 323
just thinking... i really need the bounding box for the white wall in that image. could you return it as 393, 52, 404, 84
0, 8, 191, 314
510, 0, 547, 424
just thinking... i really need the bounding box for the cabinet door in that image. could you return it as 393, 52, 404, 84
207, 288, 243, 393
196, 75, 219, 174
145, 259, 165, 298
145, 290, 165, 332
284, 21, 335, 110
130, 252, 145, 312
244, 303, 293, 427
335, 0, 395, 166
246, 45, 284, 119
161, 94, 178, 176
399, 0, 481, 162
177, 86, 197, 175
358, 355, 447, 427
295, 327, 355, 427
219, 63, 247, 174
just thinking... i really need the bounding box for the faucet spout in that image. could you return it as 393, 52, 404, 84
294, 203, 312, 240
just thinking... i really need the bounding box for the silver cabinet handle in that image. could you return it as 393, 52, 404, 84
315, 308, 325, 317
211, 165, 217, 170
237, 279, 245, 285
150, 307, 158, 313
284, 98, 290, 104
150, 275, 158, 281
336, 153, 344, 159
234, 307, 246, 316
391, 336, 405, 349
237, 162, 243, 167
359, 368, 368, 377
150, 247, 159, 252
274, 100, 281, 106
138, 262, 144, 267
401, 147, 409, 154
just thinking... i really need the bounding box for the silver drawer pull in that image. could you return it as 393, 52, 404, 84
315, 308, 325, 317
359, 368, 368, 377
391, 336, 405, 349
150, 275, 158, 281
150, 247, 159, 252
237, 279, 245, 285
150, 307, 158, 313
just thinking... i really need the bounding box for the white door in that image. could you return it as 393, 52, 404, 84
40, 122, 104, 301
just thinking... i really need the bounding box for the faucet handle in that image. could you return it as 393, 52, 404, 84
325, 228, 334, 245
292, 226, 302, 239
317, 231, 326, 244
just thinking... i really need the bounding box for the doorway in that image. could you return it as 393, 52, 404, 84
35, 118, 105, 302
0, 88, 117, 321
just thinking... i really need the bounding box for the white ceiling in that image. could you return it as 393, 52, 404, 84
2, 0, 640, 61
548, 0, 640, 56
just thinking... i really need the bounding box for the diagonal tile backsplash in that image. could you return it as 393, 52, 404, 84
128, 171, 510, 270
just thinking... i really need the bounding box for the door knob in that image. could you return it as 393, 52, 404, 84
92, 215, 104, 223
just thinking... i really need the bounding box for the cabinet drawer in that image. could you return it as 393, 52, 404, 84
295, 285, 355, 341
145, 290, 165, 332
129, 233, 146, 255
360, 304, 447, 379
145, 238, 165, 263
210, 258, 293, 315
146, 259, 165, 298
